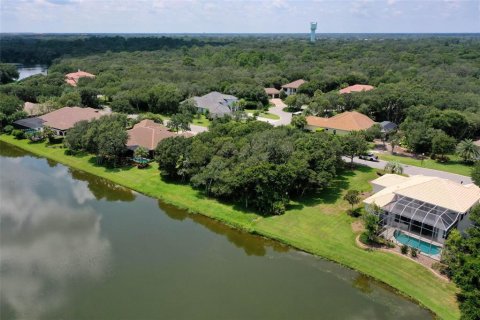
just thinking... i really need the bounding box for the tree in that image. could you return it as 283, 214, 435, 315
363, 211, 380, 242
80, 88, 100, 108
456, 139, 480, 163
431, 131, 456, 161
0, 63, 19, 84
155, 136, 192, 179
134, 146, 149, 159
342, 131, 369, 167
384, 161, 404, 174
471, 162, 480, 187
167, 113, 191, 132
291, 115, 307, 129
0, 93, 22, 127
343, 190, 360, 212
148, 83, 182, 114
387, 131, 402, 154
96, 122, 127, 166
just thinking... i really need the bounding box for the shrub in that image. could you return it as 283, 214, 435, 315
359, 232, 370, 245
401, 244, 409, 255
3, 125, 13, 134
12, 129, 25, 139
386, 240, 395, 248
410, 247, 418, 258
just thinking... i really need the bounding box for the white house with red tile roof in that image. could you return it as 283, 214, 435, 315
65, 70, 96, 87
281, 79, 307, 96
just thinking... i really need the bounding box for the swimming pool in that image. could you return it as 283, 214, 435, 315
394, 231, 442, 255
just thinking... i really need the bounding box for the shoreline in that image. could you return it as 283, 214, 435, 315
0, 135, 460, 320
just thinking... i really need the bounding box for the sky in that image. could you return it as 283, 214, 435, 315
1, 0, 479, 33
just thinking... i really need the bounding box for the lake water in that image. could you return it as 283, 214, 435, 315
16, 64, 48, 80
0, 142, 432, 320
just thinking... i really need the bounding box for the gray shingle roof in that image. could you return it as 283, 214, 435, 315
191, 91, 238, 117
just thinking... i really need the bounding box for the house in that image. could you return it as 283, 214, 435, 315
379, 121, 397, 134
264, 87, 280, 99
281, 79, 306, 96
305, 111, 375, 135
65, 70, 96, 86
339, 84, 374, 94
126, 119, 191, 153
189, 92, 238, 118
14, 107, 105, 136
363, 174, 480, 258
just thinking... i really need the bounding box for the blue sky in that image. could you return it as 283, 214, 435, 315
1, 0, 479, 33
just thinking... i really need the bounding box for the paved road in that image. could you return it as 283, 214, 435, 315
348, 157, 472, 184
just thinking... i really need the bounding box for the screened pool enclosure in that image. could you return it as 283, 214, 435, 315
380, 195, 461, 245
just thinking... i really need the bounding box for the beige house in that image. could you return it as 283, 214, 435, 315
305, 111, 375, 135
281, 79, 306, 96
364, 174, 480, 258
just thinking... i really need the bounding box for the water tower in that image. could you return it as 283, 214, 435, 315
310, 22, 317, 43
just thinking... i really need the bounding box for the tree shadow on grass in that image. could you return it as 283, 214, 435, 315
295, 166, 372, 208
86, 156, 136, 173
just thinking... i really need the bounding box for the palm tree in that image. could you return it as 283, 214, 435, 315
384, 161, 404, 174
456, 139, 480, 163
134, 146, 149, 159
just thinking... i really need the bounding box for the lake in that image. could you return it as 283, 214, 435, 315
16, 64, 48, 80
0, 142, 432, 320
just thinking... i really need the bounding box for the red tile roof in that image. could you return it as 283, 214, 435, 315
339, 84, 374, 94
264, 87, 280, 95
306, 111, 375, 132
127, 119, 191, 151
65, 70, 95, 87
39, 107, 103, 131
281, 79, 307, 89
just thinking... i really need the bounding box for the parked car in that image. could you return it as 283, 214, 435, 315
359, 152, 379, 161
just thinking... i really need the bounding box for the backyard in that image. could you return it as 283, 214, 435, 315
0, 135, 460, 320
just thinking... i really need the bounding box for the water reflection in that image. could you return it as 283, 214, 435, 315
70, 169, 136, 202
0, 142, 36, 159
159, 201, 289, 256
0, 159, 111, 319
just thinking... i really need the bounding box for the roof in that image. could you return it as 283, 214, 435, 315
281, 79, 306, 89
371, 174, 408, 188
23, 102, 44, 116
191, 91, 238, 117
65, 70, 96, 87
339, 84, 374, 94
264, 87, 280, 94
380, 121, 397, 132
127, 119, 191, 151
364, 174, 480, 213
39, 107, 103, 131
306, 111, 375, 132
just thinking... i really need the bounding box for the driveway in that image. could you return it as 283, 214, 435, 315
267, 98, 292, 126
163, 120, 208, 135
347, 157, 472, 184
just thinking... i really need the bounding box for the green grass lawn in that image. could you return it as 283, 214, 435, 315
378, 153, 472, 176
191, 114, 211, 127
245, 109, 280, 120
0, 135, 460, 320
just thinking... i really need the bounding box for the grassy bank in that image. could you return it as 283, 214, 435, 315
378, 153, 472, 177
0, 135, 460, 319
